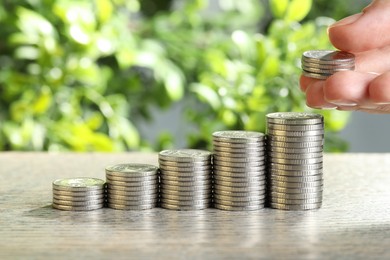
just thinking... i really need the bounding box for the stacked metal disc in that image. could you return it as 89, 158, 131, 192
159, 149, 212, 210
212, 131, 266, 211
105, 163, 159, 210
301, 50, 355, 80
52, 177, 105, 211
266, 112, 324, 210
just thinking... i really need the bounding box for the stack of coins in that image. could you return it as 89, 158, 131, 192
105, 164, 159, 210
301, 50, 355, 80
52, 178, 105, 211
159, 149, 212, 210
266, 112, 324, 210
212, 131, 266, 211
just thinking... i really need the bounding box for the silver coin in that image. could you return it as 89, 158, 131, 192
213, 146, 264, 153
213, 164, 266, 172
53, 194, 105, 202
269, 162, 323, 171
161, 193, 211, 201
212, 130, 265, 143
269, 191, 323, 200
270, 202, 322, 210
160, 198, 211, 206
214, 198, 265, 207
160, 179, 211, 187
269, 157, 323, 165
301, 70, 330, 80
159, 149, 212, 162
270, 197, 322, 205
105, 174, 158, 182
212, 140, 265, 148
214, 179, 266, 188
270, 179, 323, 188
302, 61, 355, 69
107, 198, 158, 206
269, 151, 323, 159
106, 183, 159, 191
214, 189, 266, 197
160, 202, 210, 210
267, 129, 324, 137
214, 194, 266, 202
52, 178, 105, 191
52, 203, 104, 211
107, 203, 156, 210
214, 184, 266, 193
213, 151, 266, 158
158, 159, 211, 167
268, 168, 323, 176
214, 170, 265, 179
270, 185, 323, 194
161, 183, 212, 192
107, 193, 158, 201
302, 50, 355, 64
214, 203, 264, 211
267, 145, 323, 154
52, 189, 105, 197
159, 165, 212, 172
52, 198, 104, 206
106, 179, 158, 187
267, 123, 323, 131
213, 175, 266, 183
160, 168, 211, 175
269, 174, 323, 183
302, 65, 354, 74
160, 174, 212, 182
267, 135, 324, 143
266, 112, 323, 125
267, 140, 323, 148
105, 163, 158, 176
160, 188, 212, 197
213, 155, 265, 163
107, 187, 158, 196
213, 159, 265, 169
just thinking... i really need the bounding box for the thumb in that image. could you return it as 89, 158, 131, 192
328, 0, 390, 52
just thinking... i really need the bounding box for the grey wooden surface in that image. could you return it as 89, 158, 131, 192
1, 152, 390, 259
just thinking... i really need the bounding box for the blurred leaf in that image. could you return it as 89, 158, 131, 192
269, 0, 289, 18
95, 0, 113, 23
285, 0, 312, 22
190, 83, 221, 110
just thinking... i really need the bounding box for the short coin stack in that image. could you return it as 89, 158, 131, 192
52, 178, 105, 211
301, 50, 355, 80
159, 149, 213, 210
212, 131, 266, 211
105, 164, 159, 210
266, 112, 324, 210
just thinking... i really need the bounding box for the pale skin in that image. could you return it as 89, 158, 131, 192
300, 0, 390, 113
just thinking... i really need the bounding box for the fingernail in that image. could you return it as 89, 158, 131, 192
308, 104, 337, 110
373, 102, 390, 105
329, 100, 357, 106
329, 13, 363, 29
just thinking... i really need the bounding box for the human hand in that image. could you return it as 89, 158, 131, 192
300, 0, 390, 113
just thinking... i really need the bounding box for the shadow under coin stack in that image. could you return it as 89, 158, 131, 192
52, 178, 105, 211
105, 164, 159, 210
301, 50, 355, 80
212, 131, 266, 211
159, 149, 213, 210
266, 112, 324, 210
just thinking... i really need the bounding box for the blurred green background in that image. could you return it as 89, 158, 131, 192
0, 0, 368, 152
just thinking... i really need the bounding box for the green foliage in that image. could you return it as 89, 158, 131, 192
0, 0, 358, 152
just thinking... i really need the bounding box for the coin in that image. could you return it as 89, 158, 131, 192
302, 65, 354, 74
212, 140, 265, 148
52, 198, 104, 206
107, 187, 158, 195
158, 159, 211, 167
269, 191, 322, 200
160, 198, 211, 206
269, 174, 323, 183
214, 189, 266, 197
302, 50, 355, 64
52, 189, 105, 197
106, 183, 159, 191
107, 193, 158, 201
213, 146, 264, 153
108, 198, 158, 206
107, 203, 156, 210
267, 145, 323, 154
268, 162, 323, 171
106, 179, 158, 187
159, 149, 212, 162
267, 123, 323, 131
160, 174, 212, 182
160, 189, 212, 197
52, 178, 105, 191
270, 186, 323, 194
105, 163, 158, 176
301, 70, 330, 80
266, 112, 323, 125
268, 168, 323, 176
267, 135, 324, 143
214, 185, 266, 193
270, 179, 323, 188
214, 198, 265, 207
213, 160, 265, 168
53, 194, 105, 202
213, 155, 265, 163
213, 151, 265, 158
267, 129, 324, 137
214, 179, 266, 188
270, 197, 322, 205
214, 194, 266, 202
268, 157, 323, 165
159, 165, 212, 172
105, 174, 158, 182
161, 183, 212, 192
52, 203, 104, 211
267, 140, 323, 148
160, 202, 210, 211
302, 61, 355, 69
269, 151, 323, 159
160, 179, 211, 187
270, 202, 322, 210
161, 193, 211, 201
213, 203, 264, 211
212, 131, 265, 143
213, 175, 266, 183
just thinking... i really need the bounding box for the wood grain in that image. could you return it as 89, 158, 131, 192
1, 152, 390, 259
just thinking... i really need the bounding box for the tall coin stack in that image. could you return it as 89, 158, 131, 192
212, 131, 266, 211
301, 50, 355, 80
52, 178, 105, 211
105, 164, 159, 210
266, 112, 324, 210
159, 149, 212, 210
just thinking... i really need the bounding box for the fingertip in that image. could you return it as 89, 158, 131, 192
299, 75, 320, 92
368, 72, 390, 103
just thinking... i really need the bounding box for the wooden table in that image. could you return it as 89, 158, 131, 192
1, 152, 390, 259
